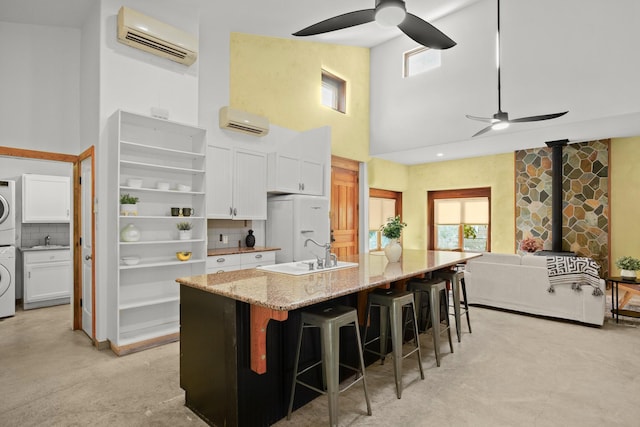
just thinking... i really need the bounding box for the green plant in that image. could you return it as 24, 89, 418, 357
463, 225, 477, 239
615, 256, 640, 271
120, 194, 139, 205
176, 222, 193, 231
380, 216, 407, 240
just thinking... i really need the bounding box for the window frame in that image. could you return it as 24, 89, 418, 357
321, 69, 346, 113
428, 188, 491, 252
369, 188, 402, 251
403, 46, 441, 78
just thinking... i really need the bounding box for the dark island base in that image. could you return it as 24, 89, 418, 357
180, 286, 379, 427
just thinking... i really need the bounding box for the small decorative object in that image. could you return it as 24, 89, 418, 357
381, 216, 406, 263
171, 207, 181, 217
176, 184, 191, 192
177, 221, 193, 240
182, 207, 193, 217
245, 229, 256, 248
126, 178, 142, 188
176, 251, 192, 261
121, 256, 140, 266
120, 223, 141, 242
120, 194, 139, 216
520, 236, 542, 253
156, 182, 170, 190
615, 256, 640, 280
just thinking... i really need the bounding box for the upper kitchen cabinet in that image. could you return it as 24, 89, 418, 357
267, 128, 328, 196
110, 110, 207, 355
207, 144, 267, 220
22, 174, 71, 223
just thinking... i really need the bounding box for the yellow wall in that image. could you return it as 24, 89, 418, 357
403, 153, 516, 253
367, 157, 409, 191
229, 33, 370, 162
610, 137, 640, 274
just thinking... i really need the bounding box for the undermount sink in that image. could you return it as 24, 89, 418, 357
30, 245, 67, 250
257, 260, 358, 276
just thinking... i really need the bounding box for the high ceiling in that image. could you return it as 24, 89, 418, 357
2, 0, 639, 164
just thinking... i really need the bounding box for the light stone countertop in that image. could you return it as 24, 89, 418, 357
20, 245, 71, 252
177, 250, 482, 311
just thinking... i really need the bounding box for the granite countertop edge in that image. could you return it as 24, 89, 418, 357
20, 246, 71, 252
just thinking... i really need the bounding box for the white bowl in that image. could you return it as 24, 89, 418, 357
121, 256, 140, 266
156, 182, 170, 190
176, 184, 191, 192
127, 178, 143, 188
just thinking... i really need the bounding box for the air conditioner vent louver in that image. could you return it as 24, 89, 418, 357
219, 107, 270, 137
125, 32, 188, 60
117, 7, 197, 66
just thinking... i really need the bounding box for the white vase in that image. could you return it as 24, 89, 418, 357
620, 269, 637, 280
179, 230, 192, 240
120, 223, 140, 242
384, 238, 402, 263
120, 203, 138, 216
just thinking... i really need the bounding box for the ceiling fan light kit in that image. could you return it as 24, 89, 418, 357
292, 0, 456, 49
375, 0, 406, 27
466, 0, 568, 137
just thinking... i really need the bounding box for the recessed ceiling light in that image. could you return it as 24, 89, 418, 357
436, 153, 444, 157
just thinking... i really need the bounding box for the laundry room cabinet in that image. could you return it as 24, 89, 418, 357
22, 174, 71, 223
110, 110, 207, 355
22, 249, 72, 310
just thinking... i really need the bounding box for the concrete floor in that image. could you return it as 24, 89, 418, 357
1, 299, 639, 427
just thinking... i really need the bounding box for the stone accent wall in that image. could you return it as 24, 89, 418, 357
515, 140, 609, 276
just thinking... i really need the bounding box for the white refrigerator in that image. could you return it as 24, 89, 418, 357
266, 195, 330, 263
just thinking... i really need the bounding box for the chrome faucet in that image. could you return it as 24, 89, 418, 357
304, 238, 337, 268
44, 235, 51, 246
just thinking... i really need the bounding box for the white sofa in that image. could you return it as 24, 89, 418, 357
464, 253, 606, 326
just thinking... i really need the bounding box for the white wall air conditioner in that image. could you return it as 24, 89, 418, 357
219, 107, 270, 137
117, 6, 197, 66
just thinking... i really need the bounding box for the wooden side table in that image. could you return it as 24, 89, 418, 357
607, 277, 640, 323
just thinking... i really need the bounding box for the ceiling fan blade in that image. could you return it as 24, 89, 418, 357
509, 111, 568, 123
472, 125, 494, 137
398, 13, 456, 49
292, 9, 376, 36
465, 114, 498, 123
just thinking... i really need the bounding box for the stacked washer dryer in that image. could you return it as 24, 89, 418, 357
0, 180, 16, 318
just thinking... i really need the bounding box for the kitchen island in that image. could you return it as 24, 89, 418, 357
176, 250, 481, 426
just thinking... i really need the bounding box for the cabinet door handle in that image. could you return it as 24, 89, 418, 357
217, 258, 226, 263
229, 207, 233, 216
233, 208, 237, 216
85, 255, 92, 261
255, 254, 262, 259
301, 183, 305, 191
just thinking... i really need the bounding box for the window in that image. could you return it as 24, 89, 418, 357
428, 188, 491, 252
403, 47, 441, 78
321, 70, 346, 113
368, 189, 402, 251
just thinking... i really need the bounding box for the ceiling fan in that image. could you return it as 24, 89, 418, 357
466, 0, 568, 137
292, 0, 456, 50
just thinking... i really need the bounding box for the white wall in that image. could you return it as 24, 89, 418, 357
0, 22, 81, 154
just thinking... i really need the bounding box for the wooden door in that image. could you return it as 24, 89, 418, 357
331, 156, 359, 257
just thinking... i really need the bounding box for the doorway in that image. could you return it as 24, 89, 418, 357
330, 156, 359, 257
76, 147, 95, 341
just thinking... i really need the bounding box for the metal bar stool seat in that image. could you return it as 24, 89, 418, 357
407, 278, 454, 367
287, 305, 372, 427
362, 287, 424, 399
435, 268, 472, 342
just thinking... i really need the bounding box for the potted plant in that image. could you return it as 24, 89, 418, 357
177, 221, 193, 240
615, 256, 640, 280
380, 215, 407, 263
120, 194, 139, 216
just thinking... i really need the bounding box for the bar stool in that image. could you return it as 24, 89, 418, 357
362, 288, 424, 399
407, 278, 454, 367
287, 305, 372, 427
435, 268, 472, 342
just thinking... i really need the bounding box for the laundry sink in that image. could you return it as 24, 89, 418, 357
257, 260, 358, 276
29, 245, 68, 250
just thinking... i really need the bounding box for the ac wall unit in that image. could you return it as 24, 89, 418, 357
117, 6, 198, 66
219, 107, 270, 137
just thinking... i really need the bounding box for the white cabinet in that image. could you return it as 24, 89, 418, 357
111, 110, 207, 355
23, 249, 72, 310
207, 145, 267, 220
22, 174, 71, 223
206, 251, 276, 274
